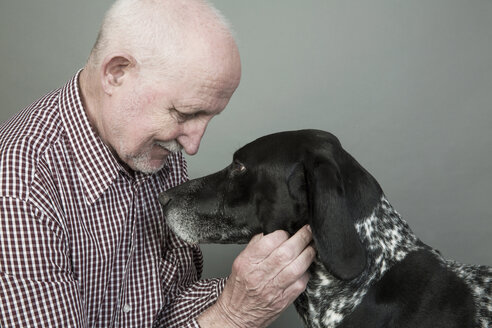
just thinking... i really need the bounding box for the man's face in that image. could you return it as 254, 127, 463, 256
101, 65, 240, 174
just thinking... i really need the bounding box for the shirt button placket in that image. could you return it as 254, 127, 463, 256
118, 180, 138, 323
121, 181, 140, 320
123, 304, 132, 313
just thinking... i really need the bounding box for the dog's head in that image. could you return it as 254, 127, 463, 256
159, 129, 383, 280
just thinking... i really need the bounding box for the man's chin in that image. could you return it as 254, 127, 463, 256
128, 157, 168, 174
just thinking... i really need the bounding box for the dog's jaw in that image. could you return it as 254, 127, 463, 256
165, 208, 259, 245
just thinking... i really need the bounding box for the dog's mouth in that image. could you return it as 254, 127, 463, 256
165, 211, 259, 245
161, 201, 260, 245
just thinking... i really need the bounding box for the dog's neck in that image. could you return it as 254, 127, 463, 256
295, 196, 423, 328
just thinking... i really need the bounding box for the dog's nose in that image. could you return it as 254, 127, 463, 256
158, 192, 172, 207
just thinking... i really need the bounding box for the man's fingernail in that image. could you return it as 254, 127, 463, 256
306, 225, 312, 233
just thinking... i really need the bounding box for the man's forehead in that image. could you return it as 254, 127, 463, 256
172, 77, 236, 107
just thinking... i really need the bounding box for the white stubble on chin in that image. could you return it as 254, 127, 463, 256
128, 140, 183, 174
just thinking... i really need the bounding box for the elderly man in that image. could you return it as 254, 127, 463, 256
0, 0, 315, 327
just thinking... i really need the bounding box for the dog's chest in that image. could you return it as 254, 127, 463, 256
294, 260, 369, 328
294, 198, 422, 328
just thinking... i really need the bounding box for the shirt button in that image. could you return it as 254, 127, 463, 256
123, 304, 132, 313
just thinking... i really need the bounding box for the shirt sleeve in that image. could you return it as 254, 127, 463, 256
0, 196, 87, 327
153, 278, 227, 328
152, 241, 227, 328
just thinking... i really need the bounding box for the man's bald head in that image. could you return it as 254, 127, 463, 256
86, 0, 238, 82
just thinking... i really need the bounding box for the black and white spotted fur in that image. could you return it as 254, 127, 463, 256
296, 197, 491, 328
159, 129, 492, 328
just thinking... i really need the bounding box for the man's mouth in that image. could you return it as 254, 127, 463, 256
154, 143, 171, 155
154, 143, 171, 153
155, 140, 183, 153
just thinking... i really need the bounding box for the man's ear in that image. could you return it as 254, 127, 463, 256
305, 155, 367, 281
100, 53, 137, 95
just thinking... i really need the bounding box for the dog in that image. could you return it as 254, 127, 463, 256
159, 129, 491, 328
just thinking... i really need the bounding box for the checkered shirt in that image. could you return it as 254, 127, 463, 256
0, 71, 226, 328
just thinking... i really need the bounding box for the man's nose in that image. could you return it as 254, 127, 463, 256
177, 120, 208, 155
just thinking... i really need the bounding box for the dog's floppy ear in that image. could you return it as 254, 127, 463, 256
304, 155, 366, 280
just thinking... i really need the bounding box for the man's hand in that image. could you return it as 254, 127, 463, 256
197, 225, 316, 328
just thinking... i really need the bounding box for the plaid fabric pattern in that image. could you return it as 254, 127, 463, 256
0, 71, 226, 327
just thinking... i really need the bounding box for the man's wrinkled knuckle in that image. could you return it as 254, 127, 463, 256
270, 230, 289, 243
256, 235, 277, 252
295, 277, 309, 291
232, 256, 248, 274
245, 272, 263, 288
275, 246, 294, 263
287, 262, 305, 279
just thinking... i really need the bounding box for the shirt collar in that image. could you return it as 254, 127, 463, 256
59, 70, 125, 205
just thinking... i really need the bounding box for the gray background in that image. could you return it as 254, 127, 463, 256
1, 1, 491, 327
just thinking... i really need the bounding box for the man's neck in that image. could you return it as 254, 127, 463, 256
78, 67, 101, 136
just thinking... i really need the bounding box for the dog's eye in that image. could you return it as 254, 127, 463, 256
230, 160, 246, 177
